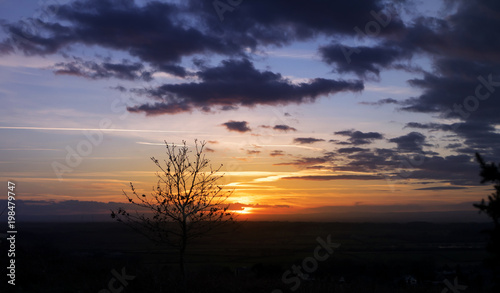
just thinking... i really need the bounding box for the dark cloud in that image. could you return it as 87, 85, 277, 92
220, 105, 239, 111
404, 122, 453, 132
404, 121, 500, 159
388, 131, 427, 152
398, 1, 500, 63
337, 147, 369, 154
337, 148, 398, 171
406, 121, 499, 158
335, 152, 475, 186
127, 59, 363, 115
127, 101, 191, 115
274, 155, 331, 167
359, 98, 400, 106
293, 137, 325, 144
273, 124, 297, 132
315, 126, 483, 187
0, 0, 407, 80
0, 0, 402, 116
222, 120, 251, 133
318, 1, 500, 163
452, 122, 500, 158
0, 0, 236, 72
260, 124, 297, 132
53, 57, 153, 81
399, 70, 500, 121
270, 150, 285, 157
327, 142, 481, 186
246, 150, 260, 155
319, 45, 410, 77
388, 1, 500, 164
334, 129, 384, 145
188, 0, 405, 45
403, 155, 480, 186
0, 0, 390, 81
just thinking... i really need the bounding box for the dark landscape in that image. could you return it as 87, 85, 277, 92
1, 221, 495, 292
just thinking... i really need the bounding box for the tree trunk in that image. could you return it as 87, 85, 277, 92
179, 243, 186, 279
179, 219, 188, 290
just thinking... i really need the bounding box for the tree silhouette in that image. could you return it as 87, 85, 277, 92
474, 152, 500, 291
474, 153, 500, 225
111, 140, 235, 280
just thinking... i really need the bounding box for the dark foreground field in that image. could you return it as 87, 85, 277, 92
0, 221, 497, 292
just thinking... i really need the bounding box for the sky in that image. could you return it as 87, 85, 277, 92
0, 0, 499, 222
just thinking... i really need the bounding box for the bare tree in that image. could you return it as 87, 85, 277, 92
111, 140, 236, 279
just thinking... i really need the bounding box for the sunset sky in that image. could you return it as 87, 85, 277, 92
1, 0, 499, 221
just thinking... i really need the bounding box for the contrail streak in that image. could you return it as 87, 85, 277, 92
0, 126, 194, 133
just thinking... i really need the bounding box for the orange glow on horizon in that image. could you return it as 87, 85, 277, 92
233, 207, 254, 214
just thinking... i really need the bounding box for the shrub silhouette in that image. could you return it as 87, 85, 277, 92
474, 152, 500, 291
